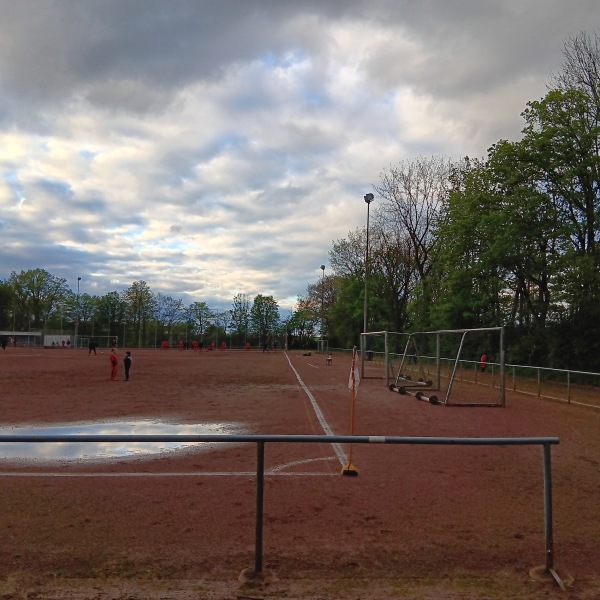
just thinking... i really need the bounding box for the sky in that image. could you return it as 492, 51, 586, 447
0, 1, 598, 311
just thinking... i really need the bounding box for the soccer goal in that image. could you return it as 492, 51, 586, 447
385, 327, 505, 407
360, 331, 410, 386
77, 336, 120, 349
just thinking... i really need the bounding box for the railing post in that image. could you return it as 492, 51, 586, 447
254, 441, 265, 573
542, 443, 553, 572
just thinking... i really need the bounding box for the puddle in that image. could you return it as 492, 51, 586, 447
0, 420, 245, 462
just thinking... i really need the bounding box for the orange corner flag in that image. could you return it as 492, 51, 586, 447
348, 345, 360, 393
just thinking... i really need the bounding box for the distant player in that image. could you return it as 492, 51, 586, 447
109, 348, 118, 381
480, 353, 487, 373
123, 351, 132, 381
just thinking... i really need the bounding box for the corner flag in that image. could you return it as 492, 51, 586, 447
348, 346, 360, 392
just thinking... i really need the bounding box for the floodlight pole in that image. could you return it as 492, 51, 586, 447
362, 193, 374, 371
320, 264, 325, 353
74, 276, 81, 348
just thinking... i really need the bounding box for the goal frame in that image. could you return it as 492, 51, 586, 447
363, 327, 506, 407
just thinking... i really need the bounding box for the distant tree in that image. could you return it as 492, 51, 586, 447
156, 293, 184, 345
188, 301, 213, 343
231, 293, 251, 344
286, 297, 318, 348
95, 291, 125, 342
121, 281, 155, 347
250, 295, 280, 346
0, 279, 15, 330
9, 268, 69, 330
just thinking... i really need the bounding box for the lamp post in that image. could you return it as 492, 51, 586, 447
74, 276, 81, 348
320, 264, 325, 353
362, 193, 374, 373
363, 193, 374, 334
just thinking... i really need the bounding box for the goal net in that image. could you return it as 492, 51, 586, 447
77, 336, 120, 349
360, 331, 409, 386
371, 327, 505, 406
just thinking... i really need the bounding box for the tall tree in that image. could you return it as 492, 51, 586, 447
156, 294, 185, 345
121, 281, 155, 347
188, 301, 213, 342
9, 269, 69, 330
374, 156, 452, 329
250, 295, 280, 346
0, 280, 14, 330
231, 293, 251, 344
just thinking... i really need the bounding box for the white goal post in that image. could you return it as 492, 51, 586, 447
77, 336, 120, 349
361, 327, 506, 407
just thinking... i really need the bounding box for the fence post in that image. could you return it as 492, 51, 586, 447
254, 441, 265, 574
542, 443, 554, 572
542, 443, 567, 590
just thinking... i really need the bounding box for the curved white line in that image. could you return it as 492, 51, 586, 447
267, 456, 337, 474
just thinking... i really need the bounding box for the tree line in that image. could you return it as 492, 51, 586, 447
300, 31, 600, 371
0, 272, 287, 349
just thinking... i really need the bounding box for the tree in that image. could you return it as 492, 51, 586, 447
156, 293, 185, 344
553, 30, 600, 108
0, 280, 14, 330
95, 291, 125, 343
286, 296, 318, 348
374, 156, 452, 329
250, 295, 280, 346
121, 281, 155, 347
9, 268, 69, 330
188, 301, 213, 343
231, 293, 251, 345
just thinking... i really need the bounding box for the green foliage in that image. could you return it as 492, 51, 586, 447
250, 294, 280, 344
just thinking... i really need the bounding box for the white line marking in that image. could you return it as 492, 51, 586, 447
267, 456, 337, 473
285, 353, 347, 467
306, 362, 319, 369
0, 472, 334, 477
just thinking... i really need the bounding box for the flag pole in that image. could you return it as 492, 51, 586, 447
342, 346, 359, 477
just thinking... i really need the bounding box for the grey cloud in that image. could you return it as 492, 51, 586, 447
1, 1, 599, 310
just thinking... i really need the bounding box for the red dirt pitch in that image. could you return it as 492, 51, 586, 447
0, 345, 599, 599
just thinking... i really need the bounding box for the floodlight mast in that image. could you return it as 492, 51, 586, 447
320, 264, 325, 353
74, 276, 81, 348
362, 193, 375, 375
363, 193, 374, 335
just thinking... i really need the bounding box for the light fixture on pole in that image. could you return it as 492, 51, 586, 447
320, 264, 325, 353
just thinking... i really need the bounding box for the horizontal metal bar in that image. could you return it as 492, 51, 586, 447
0, 434, 560, 445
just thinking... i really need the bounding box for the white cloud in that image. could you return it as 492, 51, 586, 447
0, 0, 598, 309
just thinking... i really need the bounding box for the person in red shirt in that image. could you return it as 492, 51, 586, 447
480, 353, 487, 373
109, 348, 118, 381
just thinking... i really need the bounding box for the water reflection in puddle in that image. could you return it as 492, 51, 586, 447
0, 420, 245, 462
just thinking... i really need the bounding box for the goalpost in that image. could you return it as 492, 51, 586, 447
77, 335, 119, 349
360, 330, 410, 387
363, 327, 505, 406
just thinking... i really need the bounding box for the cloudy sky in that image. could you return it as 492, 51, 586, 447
1, 1, 598, 311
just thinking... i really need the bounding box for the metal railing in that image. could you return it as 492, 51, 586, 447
0, 433, 563, 588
